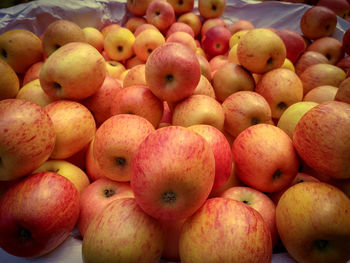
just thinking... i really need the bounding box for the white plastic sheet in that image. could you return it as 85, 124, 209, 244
0, 0, 349, 262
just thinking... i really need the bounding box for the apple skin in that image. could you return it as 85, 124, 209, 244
80, 75, 123, 127
293, 101, 350, 179
188, 124, 232, 191
45, 100, 96, 160
222, 90, 273, 138
125, 16, 147, 33
306, 36, 345, 65
82, 198, 165, 263
256, 68, 303, 119
145, 42, 201, 102
276, 182, 350, 263
277, 101, 319, 139
317, 0, 350, 19
92, 114, 155, 182
167, 0, 194, 15
40, 42, 107, 101
110, 85, 163, 128
202, 25, 231, 58
303, 85, 338, 103
275, 29, 306, 64
232, 124, 300, 193
16, 79, 54, 107
342, 27, 350, 55
335, 77, 350, 103
146, 0, 176, 33
133, 29, 165, 62
221, 186, 278, 247
0, 29, 42, 75
229, 19, 254, 35
167, 31, 197, 53
0, 59, 19, 100
32, 159, 90, 195
0, 172, 80, 257
104, 27, 135, 62
0, 99, 56, 181
166, 22, 195, 38
41, 19, 85, 58
78, 177, 134, 237
300, 6, 337, 40
177, 12, 202, 37
130, 125, 215, 220
172, 94, 225, 131
198, 0, 226, 19
122, 64, 147, 88
179, 197, 272, 263
237, 28, 286, 74
22, 61, 44, 86
126, 0, 153, 16
192, 74, 216, 98
294, 51, 329, 76
82, 26, 104, 53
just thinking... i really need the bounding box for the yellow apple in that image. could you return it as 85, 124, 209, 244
0, 59, 19, 100
104, 27, 135, 61
133, 29, 165, 62
83, 27, 104, 53
16, 79, 54, 107
177, 12, 202, 37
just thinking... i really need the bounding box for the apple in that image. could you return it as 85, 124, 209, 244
167, 0, 194, 15
237, 28, 286, 74
0, 99, 56, 181
209, 54, 229, 74
276, 182, 350, 263
133, 29, 165, 62
336, 55, 350, 74
158, 101, 173, 128
299, 6, 337, 40
222, 91, 273, 138
335, 77, 350, 103
130, 125, 215, 220
32, 160, 90, 195
40, 42, 107, 101
306, 36, 345, 65
126, 0, 153, 16
0, 172, 80, 257
0, 29, 43, 74
78, 177, 134, 237
275, 29, 306, 64
41, 19, 85, 58
105, 60, 126, 80
145, 42, 201, 102
201, 25, 231, 58
166, 21, 195, 38
125, 55, 144, 69
133, 23, 159, 37
256, 68, 303, 119
212, 62, 255, 102
166, 31, 197, 52
125, 16, 147, 33
188, 124, 232, 190
82, 198, 165, 263
0, 59, 19, 100
82, 26, 104, 53
293, 101, 350, 179
110, 85, 163, 128
145, 0, 176, 33
177, 12, 202, 37
229, 29, 249, 49
92, 114, 155, 182
172, 94, 225, 131
200, 17, 228, 39
281, 57, 295, 72
100, 23, 121, 39
179, 197, 272, 263
85, 140, 104, 182
277, 101, 319, 139
104, 27, 135, 61
44, 100, 96, 160
229, 19, 254, 35
303, 85, 338, 103
196, 53, 212, 81
221, 186, 278, 246
198, 0, 226, 19
342, 27, 350, 55
294, 51, 330, 76
22, 61, 43, 86
299, 63, 346, 96
317, 0, 350, 19
232, 124, 300, 193
122, 64, 147, 88
16, 79, 54, 107
192, 74, 216, 98
81, 75, 122, 127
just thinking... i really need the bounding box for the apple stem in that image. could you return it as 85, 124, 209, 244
115, 157, 126, 167
162, 190, 177, 204
104, 189, 115, 197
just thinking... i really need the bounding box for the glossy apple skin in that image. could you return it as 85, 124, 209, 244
82, 198, 165, 263
145, 0, 176, 33
232, 124, 299, 193
179, 197, 272, 263
130, 126, 215, 220
293, 101, 350, 179
78, 177, 134, 237
0, 99, 56, 181
0, 172, 80, 257
202, 25, 231, 58
276, 182, 350, 263
275, 29, 306, 64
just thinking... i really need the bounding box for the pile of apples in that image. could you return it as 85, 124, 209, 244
0, 0, 350, 262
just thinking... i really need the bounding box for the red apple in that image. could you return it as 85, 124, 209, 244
294, 51, 330, 76
275, 29, 306, 63
145, 0, 176, 33
130, 125, 215, 220
229, 19, 254, 35
166, 21, 195, 38
22, 61, 44, 86
317, 0, 350, 19
342, 27, 350, 55
201, 25, 231, 58
335, 77, 350, 103
0, 172, 80, 257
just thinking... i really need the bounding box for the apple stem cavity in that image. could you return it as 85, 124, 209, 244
242, 200, 250, 205
1, 48, 7, 58
266, 56, 273, 65
212, 4, 217, 11
165, 74, 174, 83
53, 82, 62, 90
104, 189, 115, 198
277, 102, 287, 110
251, 117, 260, 125
115, 157, 126, 167
272, 169, 282, 179
178, 0, 183, 5
18, 227, 32, 242
117, 45, 123, 52
161, 190, 177, 204
314, 239, 329, 251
